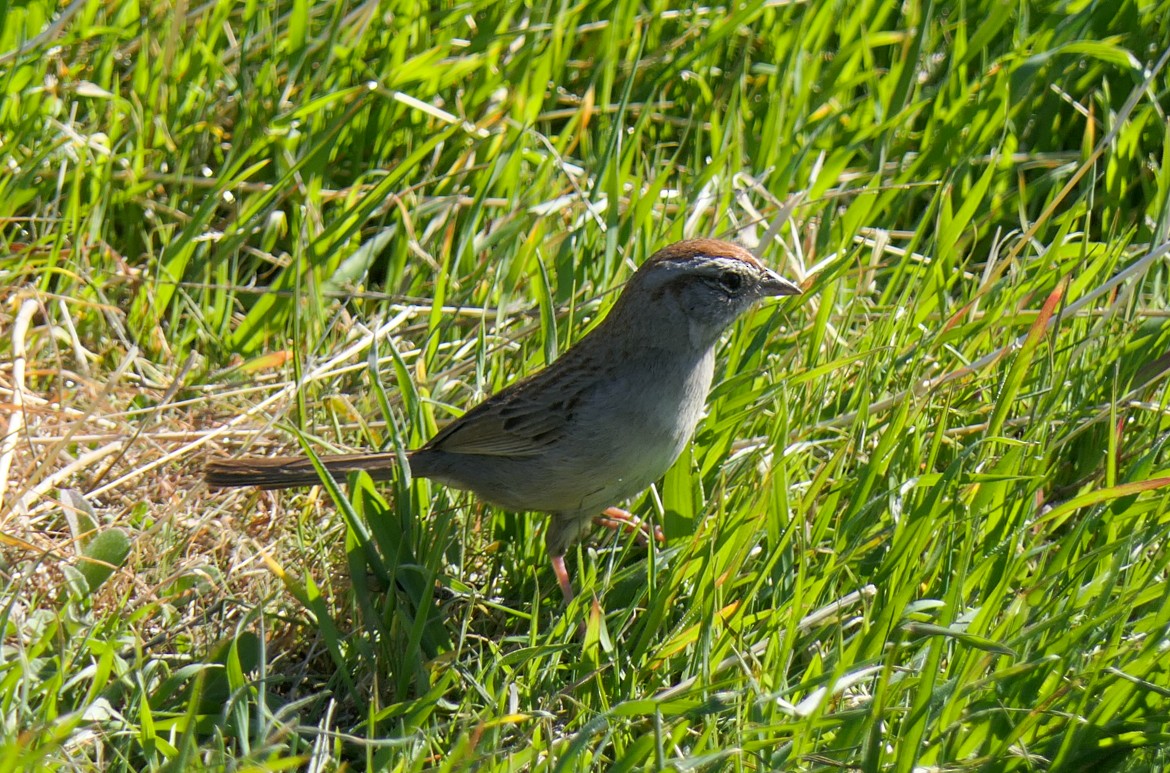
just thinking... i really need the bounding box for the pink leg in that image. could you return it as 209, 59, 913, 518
593, 506, 665, 546
550, 554, 574, 603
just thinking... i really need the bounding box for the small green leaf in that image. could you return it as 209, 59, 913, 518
76, 527, 131, 594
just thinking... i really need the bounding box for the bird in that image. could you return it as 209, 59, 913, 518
205, 238, 802, 601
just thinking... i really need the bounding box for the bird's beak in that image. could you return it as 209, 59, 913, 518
760, 268, 803, 297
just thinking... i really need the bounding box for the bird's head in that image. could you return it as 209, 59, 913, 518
615, 238, 802, 349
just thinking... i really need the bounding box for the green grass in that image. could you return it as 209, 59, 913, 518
3, 0, 1170, 769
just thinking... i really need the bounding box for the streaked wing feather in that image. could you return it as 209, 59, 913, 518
424, 354, 596, 457
427, 406, 559, 456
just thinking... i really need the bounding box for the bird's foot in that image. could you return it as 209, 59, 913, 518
593, 506, 665, 547
550, 553, 575, 603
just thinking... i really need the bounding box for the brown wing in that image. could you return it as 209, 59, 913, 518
421, 351, 596, 458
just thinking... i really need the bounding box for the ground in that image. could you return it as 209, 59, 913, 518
2, 1, 1170, 770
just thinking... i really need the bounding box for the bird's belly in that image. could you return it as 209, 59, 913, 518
575, 413, 690, 505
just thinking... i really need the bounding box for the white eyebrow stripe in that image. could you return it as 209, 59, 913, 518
635, 251, 766, 294
659, 255, 759, 275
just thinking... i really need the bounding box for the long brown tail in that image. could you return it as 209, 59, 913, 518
204, 451, 403, 490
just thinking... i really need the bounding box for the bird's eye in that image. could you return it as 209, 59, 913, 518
718, 272, 744, 293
